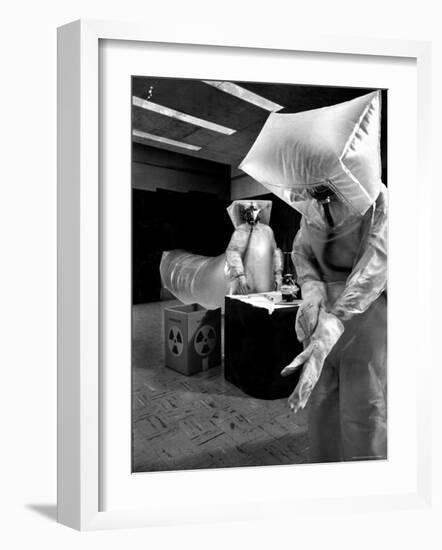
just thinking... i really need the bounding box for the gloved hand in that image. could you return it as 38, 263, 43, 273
281, 308, 344, 413
235, 275, 250, 295
275, 273, 283, 291
295, 280, 327, 343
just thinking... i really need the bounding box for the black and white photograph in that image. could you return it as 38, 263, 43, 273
131, 77, 388, 472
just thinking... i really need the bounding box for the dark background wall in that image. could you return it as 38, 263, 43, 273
133, 143, 231, 199
132, 144, 233, 303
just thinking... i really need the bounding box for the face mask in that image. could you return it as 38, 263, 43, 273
307, 185, 336, 227
243, 206, 261, 226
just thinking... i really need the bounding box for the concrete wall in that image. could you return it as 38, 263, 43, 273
133, 143, 270, 202
132, 143, 230, 200
230, 174, 268, 200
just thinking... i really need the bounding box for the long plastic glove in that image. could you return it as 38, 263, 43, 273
226, 225, 251, 294
295, 280, 327, 343
234, 274, 250, 295
275, 273, 283, 291
225, 225, 250, 278
291, 217, 328, 342
330, 185, 388, 322
281, 308, 344, 413
273, 247, 283, 289
274, 246, 283, 290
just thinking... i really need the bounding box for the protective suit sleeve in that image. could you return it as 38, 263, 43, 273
292, 217, 323, 286
273, 249, 283, 275
330, 185, 388, 322
281, 308, 344, 413
292, 219, 327, 342
225, 225, 251, 278
273, 245, 283, 290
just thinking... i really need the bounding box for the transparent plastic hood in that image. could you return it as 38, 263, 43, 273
239, 91, 382, 218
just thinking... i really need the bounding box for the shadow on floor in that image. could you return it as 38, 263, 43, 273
26, 504, 57, 522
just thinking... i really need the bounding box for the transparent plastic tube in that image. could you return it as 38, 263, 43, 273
160, 249, 230, 310
239, 91, 382, 219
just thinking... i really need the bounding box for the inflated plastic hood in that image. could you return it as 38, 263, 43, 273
239, 91, 382, 216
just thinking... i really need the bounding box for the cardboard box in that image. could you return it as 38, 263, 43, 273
164, 304, 221, 376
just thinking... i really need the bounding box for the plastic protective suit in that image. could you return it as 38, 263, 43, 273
159, 200, 282, 310
225, 200, 283, 295
239, 91, 387, 462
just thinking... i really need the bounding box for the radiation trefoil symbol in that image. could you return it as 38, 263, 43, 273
194, 325, 217, 356
168, 326, 183, 356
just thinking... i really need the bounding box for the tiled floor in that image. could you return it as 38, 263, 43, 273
132, 300, 310, 472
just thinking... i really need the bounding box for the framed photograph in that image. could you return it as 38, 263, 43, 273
57, 19, 432, 530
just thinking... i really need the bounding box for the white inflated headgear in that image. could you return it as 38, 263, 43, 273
239, 91, 382, 216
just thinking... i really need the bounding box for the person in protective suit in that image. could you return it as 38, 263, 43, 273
159, 200, 282, 309
282, 183, 387, 462
225, 201, 283, 295
239, 90, 387, 462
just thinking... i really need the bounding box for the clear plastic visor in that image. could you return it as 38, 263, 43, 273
264, 181, 362, 232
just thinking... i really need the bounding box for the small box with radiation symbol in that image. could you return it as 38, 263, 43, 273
163, 304, 222, 376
